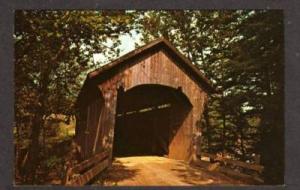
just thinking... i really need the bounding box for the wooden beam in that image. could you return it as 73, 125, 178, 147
193, 158, 264, 184
218, 167, 264, 184
71, 151, 108, 174
219, 157, 264, 173
68, 158, 109, 186
198, 152, 264, 173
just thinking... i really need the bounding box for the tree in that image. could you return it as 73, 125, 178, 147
229, 10, 284, 184
137, 10, 284, 184
14, 10, 135, 183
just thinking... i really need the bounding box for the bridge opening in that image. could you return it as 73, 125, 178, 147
112, 84, 192, 157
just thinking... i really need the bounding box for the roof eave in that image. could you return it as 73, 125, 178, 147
87, 38, 216, 93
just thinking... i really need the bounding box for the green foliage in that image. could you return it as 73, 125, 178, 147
137, 10, 284, 184
43, 155, 63, 169
15, 10, 135, 118
14, 10, 284, 185
14, 10, 136, 183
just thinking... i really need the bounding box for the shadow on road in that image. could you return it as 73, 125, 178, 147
92, 159, 139, 186
171, 163, 244, 185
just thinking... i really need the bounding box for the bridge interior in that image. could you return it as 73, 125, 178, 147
112, 84, 192, 157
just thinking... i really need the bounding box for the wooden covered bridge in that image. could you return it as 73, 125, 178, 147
65, 38, 263, 186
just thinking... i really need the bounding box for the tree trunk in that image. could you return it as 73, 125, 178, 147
260, 64, 284, 184
203, 105, 211, 153
15, 123, 21, 180
24, 113, 43, 183
23, 70, 50, 183
221, 98, 226, 155
238, 120, 246, 161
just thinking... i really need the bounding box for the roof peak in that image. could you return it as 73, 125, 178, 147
88, 38, 168, 77
88, 38, 215, 93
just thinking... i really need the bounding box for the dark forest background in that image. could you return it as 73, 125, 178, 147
14, 10, 284, 185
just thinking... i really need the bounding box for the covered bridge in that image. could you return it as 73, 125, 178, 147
75, 38, 215, 163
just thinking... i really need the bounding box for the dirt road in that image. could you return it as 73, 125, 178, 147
95, 156, 246, 186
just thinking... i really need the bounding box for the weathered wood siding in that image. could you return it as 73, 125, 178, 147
77, 49, 208, 161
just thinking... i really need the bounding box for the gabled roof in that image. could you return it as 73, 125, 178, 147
87, 38, 215, 93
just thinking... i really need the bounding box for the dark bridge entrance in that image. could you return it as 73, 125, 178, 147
112, 84, 192, 157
